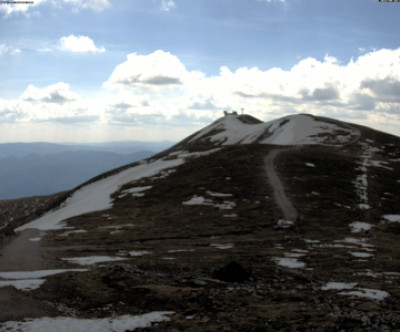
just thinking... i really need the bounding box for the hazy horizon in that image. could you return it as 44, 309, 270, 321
0, 139, 176, 145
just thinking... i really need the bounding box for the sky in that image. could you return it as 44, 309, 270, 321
1, 0, 400, 143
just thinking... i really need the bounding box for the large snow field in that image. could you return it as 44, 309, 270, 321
0, 311, 174, 332
15, 147, 225, 232
15, 158, 185, 231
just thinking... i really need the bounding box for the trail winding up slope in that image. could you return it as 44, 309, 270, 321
264, 149, 298, 222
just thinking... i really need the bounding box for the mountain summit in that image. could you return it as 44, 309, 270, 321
1, 113, 400, 331
183, 113, 359, 147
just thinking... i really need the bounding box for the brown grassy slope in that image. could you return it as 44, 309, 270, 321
6, 142, 397, 331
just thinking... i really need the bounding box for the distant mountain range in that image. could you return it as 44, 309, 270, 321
0, 141, 174, 200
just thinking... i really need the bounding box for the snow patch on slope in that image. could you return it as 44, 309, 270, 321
119, 186, 153, 198
273, 257, 306, 269
322, 282, 389, 301
62, 256, 126, 266
0, 279, 46, 291
0, 311, 174, 332
353, 143, 371, 210
350, 221, 372, 233
16, 158, 184, 231
383, 214, 400, 223
0, 269, 88, 291
189, 114, 356, 146
182, 195, 236, 210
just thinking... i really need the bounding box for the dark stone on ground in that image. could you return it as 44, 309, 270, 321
212, 261, 251, 282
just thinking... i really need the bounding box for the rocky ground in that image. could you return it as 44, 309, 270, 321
0, 129, 400, 331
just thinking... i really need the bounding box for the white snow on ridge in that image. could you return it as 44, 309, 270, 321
263, 115, 336, 145
189, 114, 355, 146
0, 311, 174, 332
16, 158, 184, 231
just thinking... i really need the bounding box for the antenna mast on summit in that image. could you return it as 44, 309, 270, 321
241, 108, 244, 115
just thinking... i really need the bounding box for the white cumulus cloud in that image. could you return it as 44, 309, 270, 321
21, 82, 81, 104
101, 47, 400, 137
59, 35, 105, 53
1, 47, 400, 142
0, 82, 102, 130
104, 50, 202, 90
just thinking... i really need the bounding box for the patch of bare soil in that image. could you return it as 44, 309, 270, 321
0, 229, 47, 271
